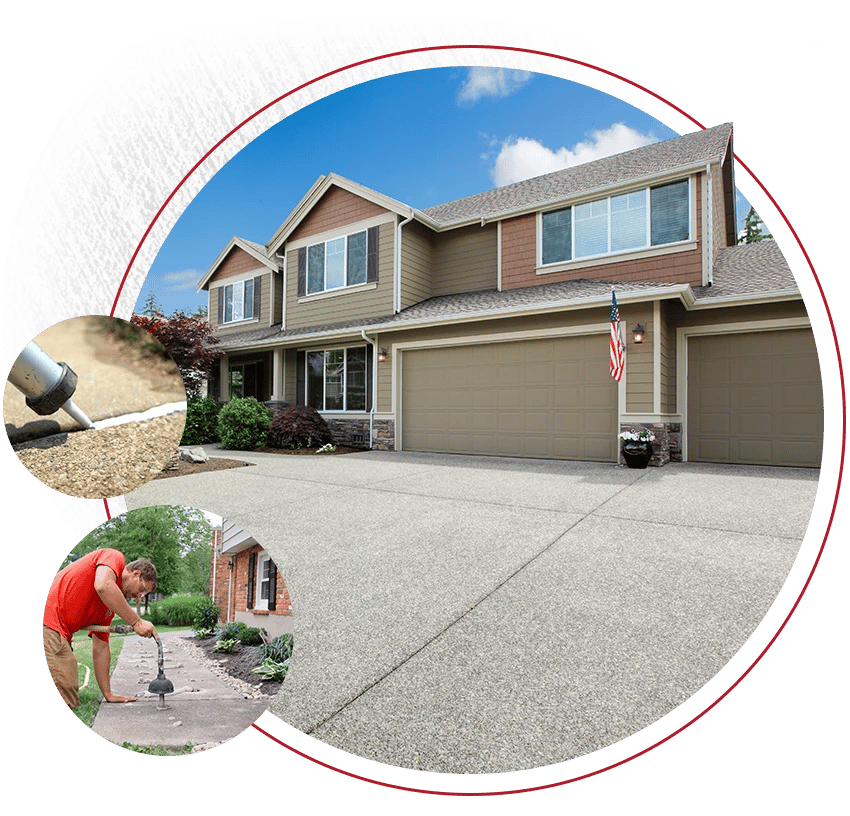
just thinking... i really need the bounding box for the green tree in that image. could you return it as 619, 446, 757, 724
66, 506, 212, 600
738, 206, 773, 244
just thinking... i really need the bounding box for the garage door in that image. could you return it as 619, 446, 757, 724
401, 335, 617, 461
687, 328, 822, 466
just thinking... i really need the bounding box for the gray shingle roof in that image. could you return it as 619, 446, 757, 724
422, 123, 732, 226
693, 240, 797, 300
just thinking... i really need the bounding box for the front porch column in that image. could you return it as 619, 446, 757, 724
270, 347, 284, 402
218, 354, 229, 402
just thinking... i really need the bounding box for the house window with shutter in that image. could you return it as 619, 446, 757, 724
253, 551, 277, 611
298, 226, 378, 297
220, 276, 261, 323
540, 178, 691, 266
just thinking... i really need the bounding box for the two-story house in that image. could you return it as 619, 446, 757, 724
196, 123, 823, 468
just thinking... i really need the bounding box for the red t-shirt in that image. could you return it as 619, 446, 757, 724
43, 549, 126, 643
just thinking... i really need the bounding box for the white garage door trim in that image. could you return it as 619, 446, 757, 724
676, 316, 813, 462
391, 322, 616, 454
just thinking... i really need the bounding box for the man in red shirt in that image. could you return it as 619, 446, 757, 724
43, 548, 158, 707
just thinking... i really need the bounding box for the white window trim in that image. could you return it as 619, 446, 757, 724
297, 281, 377, 304
306, 345, 369, 413
220, 278, 256, 324
537, 176, 694, 269
255, 550, 272, 611
305, 229, 369, 296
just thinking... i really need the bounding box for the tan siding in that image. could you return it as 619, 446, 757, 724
272, 271, 283, 325
659, 303, 676, 413
668, 299, 810, 330
209, 247, 265, 284
289, 186, 389, 243
711, 163, 728, 266
431, 223, 498, 296
285, 222, 395, 329
400, 220, 433, 309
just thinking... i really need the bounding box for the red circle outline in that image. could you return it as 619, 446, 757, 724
109, 45, 845, 796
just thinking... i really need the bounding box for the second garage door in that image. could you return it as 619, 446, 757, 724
687, 328, 823, 467
401, 334, 617, 461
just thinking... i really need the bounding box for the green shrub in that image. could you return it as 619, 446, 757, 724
213, 638, 238, 653
217, 397, 272, 450
148, 595, 218, 627
181, 394, 220, 445
192, 595, 220, 630
237, 626, 264, 646
266, 405, 334, 449
262, 634, 294, 664
219, 621, 247, 641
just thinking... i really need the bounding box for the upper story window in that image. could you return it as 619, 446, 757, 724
541, 178, 691, 266
297, 225, 379, 297
221, 277, 256, 323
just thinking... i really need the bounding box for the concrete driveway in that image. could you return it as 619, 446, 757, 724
124, 450, 818, 773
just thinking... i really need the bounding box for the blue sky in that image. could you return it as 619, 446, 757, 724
139, 66, 753, 315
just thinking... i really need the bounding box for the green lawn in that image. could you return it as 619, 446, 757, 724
69, 621, 190, 725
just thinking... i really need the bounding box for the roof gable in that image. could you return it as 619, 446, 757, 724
197, 236, 277, 291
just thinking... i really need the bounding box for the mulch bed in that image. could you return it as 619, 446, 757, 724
156, 446, 368, 479
189, 634, 284, 696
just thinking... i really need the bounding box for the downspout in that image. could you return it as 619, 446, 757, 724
227, 557, 233, 624
361, 329, 378, 449
396, 210, 414, 314
705, 164, 713, 285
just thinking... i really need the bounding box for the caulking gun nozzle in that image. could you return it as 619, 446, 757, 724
61, 399, 94, 430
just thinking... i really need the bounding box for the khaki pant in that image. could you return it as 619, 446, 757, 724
43, 626, 79, 708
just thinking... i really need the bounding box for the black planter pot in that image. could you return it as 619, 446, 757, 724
622, 441, 653, 469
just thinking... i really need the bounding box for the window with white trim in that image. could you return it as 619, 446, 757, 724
306, 346, 367, 411
256, 552, 272, 611
541, 178, 691, 265
222, 278, 255, 323
307, 230, 368, 294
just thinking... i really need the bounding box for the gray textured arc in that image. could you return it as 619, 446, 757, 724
3, 18, 653, 535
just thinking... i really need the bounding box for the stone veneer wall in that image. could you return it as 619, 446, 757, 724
618, 422, 682, 467
323, 417, 396, 450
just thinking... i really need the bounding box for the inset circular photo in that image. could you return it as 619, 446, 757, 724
4, 315, 187, 498
42, 506, 293, 755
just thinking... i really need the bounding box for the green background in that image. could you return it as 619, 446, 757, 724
0, 0, 848, 813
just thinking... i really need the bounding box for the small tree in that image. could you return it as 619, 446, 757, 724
131, 311, 223, 397
267, 405, 334, 449
738, 206, 773, 244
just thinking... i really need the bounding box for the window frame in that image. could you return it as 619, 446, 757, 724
538, 177, 693, 268
306, 229, 369, 296
305, 345, 369, 413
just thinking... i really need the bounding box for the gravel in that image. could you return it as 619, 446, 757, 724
13, 412, 185, 498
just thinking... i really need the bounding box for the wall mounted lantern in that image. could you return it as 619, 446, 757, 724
632, 324, 646, 344
377, 348, 388, 362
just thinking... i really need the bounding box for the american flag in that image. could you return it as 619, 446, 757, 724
610, 290, 625, 382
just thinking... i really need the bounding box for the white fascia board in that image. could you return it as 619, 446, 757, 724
687, 288, 802, 309
197, 236, 277, 292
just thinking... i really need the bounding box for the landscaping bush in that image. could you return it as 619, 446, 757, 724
252, 657, 289, 681
262, 634, 293, 664
181, 394, 220, 445
266, 405, 334, 449
217, 397, 272, 450
219, 621, 247, 641
213, 638, 238, 653
237, 626, 264, 646
147, 595, 219, 627
192, 595, 221, 631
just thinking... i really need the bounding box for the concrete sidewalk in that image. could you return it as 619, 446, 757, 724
125, 449, 819, 772
91, 630, 271, 749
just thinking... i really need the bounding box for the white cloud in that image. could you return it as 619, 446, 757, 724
457, 67, 533, 104
163, 269, 202, 291
489, 123, 659, 187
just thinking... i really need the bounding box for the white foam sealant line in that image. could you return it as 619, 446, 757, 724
91, 401, 187, 430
